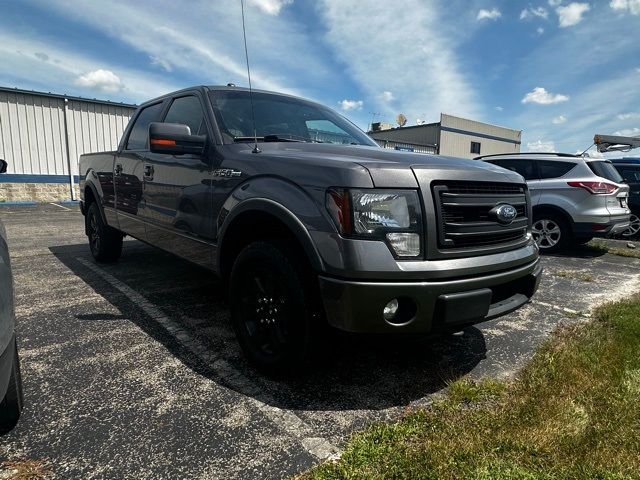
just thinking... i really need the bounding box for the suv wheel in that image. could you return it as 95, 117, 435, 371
229, 241, 317, 376
0, 340, 24, 434
532, 214, 569, 252
622, 214, 640, 238
86, 203, 123, 263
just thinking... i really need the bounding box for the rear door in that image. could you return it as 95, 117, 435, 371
140, 93, 215, 268
484, 159, 540, 204
115, 102, 165, 241
535, 160, 578, 207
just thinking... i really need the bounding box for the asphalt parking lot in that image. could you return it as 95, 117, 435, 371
1, 203, 639, 479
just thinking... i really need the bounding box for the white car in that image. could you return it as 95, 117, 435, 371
478, 153, 630, 252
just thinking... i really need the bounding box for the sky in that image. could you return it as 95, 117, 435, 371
0, 0, 639, 156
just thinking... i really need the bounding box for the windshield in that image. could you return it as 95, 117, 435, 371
587, 161, 624, 183
209, 90, 377, 146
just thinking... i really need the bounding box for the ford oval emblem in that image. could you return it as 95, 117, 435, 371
492, 204, 518, 224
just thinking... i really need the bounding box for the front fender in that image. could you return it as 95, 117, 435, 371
217, 177, 334, 272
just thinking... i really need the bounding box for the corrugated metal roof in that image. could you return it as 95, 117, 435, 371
0, 86, 137, 108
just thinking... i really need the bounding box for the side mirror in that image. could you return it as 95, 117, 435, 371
0, 159, 6, 174
149, 123, 206, 156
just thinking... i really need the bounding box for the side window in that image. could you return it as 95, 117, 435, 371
164, 96, 206, 136
126, 103, 163, 150
489, 159, 537, 180
538, 160, 576, 179
470, 141, 481, 155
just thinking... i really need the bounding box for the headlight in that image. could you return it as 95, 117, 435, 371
326, 188, 423, 258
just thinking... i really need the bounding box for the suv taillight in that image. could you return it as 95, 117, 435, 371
567, 181, 618, 195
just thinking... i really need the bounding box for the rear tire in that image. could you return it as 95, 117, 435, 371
0, 339, 24, 434
229, 241, 318, 376
532, 213, 570, 253
86, 202, 123, 263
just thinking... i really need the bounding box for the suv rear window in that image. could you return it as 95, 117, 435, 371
587, 161, 623, 183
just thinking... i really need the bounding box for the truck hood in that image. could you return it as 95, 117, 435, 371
234, 142, 525, 188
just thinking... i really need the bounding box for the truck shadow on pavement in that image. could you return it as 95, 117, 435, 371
50, 242, 487, 412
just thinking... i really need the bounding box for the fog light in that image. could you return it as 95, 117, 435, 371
383, 298, 399, 320
386, 232, 420, 257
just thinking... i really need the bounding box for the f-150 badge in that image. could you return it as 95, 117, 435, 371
213, 169, 242, 178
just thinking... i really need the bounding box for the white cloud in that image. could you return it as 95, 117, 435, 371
520, 7, 549, 19
556, 3, 591, 27
338, 99, 363, 111
477, 8, 502, 20
379, 91, 395, 102
548, 0, 562, 5
318, 0, 481, 124
248, 0, 293, 15
581, 148, 604, 158
614, 127, 640, 137
522, 87, 570, 105
527, 140, 557, 152
610, 0, 640, 14
495, 106, 504, 111
0, 32, 180, 102
75, 69, 124, 93
18, 0, 319, 98
618, 112, 640, 120
537, 26, 545, 34
150, 56, 172, 72
552, 115, 567, 124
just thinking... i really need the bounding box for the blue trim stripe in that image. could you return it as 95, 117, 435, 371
0, 174, 80, 184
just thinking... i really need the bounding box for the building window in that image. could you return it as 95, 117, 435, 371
470, 141, 481, 154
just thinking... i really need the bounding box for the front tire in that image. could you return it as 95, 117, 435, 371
0, 339, 24, 434
86, 202, 123, 263
532, 213, 570, 253
229, 241, 317, 376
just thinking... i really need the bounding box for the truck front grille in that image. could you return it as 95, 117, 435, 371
433, 181, 529, 250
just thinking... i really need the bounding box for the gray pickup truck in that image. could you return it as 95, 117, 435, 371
79, 86, 542, 374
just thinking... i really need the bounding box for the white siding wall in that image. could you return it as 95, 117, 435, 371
0, 90, 135, 177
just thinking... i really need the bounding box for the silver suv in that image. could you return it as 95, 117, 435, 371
477, 153, 630, 252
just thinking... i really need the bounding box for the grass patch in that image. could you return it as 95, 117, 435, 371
0, 459, 52, 480
552, 270, 595, 282
589, 239, 640, 259
299, 295, 640, 480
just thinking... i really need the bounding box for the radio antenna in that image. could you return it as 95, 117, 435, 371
240, 0, 260, 154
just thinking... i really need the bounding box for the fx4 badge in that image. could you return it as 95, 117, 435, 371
213, 169, 242, 178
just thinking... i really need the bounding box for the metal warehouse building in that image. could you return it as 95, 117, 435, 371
0, 86, 136, 203
369, 113, 521, 159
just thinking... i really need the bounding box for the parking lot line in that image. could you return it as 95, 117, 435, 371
75, 257, 341, 461
49, 202, 72, 211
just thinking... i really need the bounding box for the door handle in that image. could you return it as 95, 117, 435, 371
115, 163, 123, 176
143, 164, 154, 179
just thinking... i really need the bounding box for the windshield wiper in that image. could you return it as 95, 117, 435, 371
233, 134, 321, 143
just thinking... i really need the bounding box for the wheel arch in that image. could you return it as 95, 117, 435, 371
217, 199, 324, 281
532, 204, 574, 233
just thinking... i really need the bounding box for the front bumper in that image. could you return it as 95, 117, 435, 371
319, 259, 542, 334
